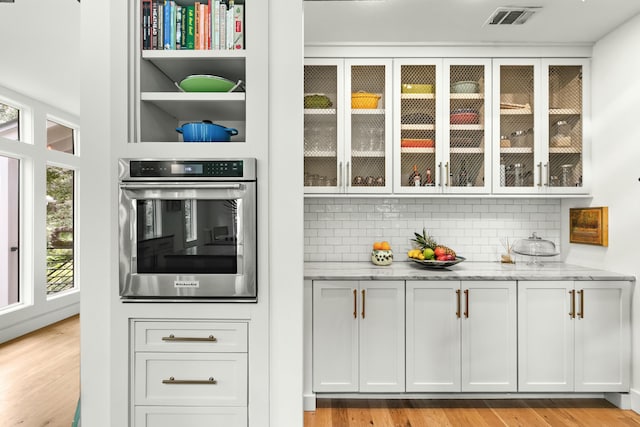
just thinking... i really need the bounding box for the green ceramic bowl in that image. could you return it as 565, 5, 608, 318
179, 75, 236, 92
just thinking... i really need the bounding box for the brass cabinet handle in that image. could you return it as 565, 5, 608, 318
361, 289, 366, 319
456, 289, 461, 318
577, 289, 584, 319
353, 289, 357, 319
338, 161, 343, 188
162, 334, 217, 342
346, 161, 351, 191
162, 376, 217, 385
463, 289, 469, 318
545, 162, 550, 187
438, 162, 443, 187
569, 290, 575, 318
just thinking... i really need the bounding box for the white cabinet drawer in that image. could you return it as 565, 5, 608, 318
134, 406, 247, 427
135, 352, 248, 406
134, 321, 247, 353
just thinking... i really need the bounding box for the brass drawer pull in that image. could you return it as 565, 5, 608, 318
353, 289, 357, 319
361, 289, 366, 319
569, 290, 576, 318
463, 289, 469, 318
162, 376, 217, 385
456, 289, 461, 318
577, 289, 584, 319
162, 334, 217, 342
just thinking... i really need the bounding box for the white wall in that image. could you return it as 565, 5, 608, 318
564, 13, 640, 408
0, 0, 80, 116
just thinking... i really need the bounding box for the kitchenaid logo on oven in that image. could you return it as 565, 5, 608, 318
174, 280, 200, 288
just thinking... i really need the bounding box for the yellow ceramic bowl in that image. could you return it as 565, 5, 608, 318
351, 92, 381, 109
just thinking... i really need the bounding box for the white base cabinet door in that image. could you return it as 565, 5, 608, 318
461, 281, 517, 392
135, 406, 247, 427
312, 280, 405, 392
518, 280, 631, 392
574, 281, 631, 392
406, 281, 461, 392
406, 280, 517, 392
518, 281, 574, 391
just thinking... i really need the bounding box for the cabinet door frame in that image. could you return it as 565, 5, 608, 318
517, 280, 574, 392
393, 58, 444, 194
540, 58, 591, 195
312, 280, 359, 392
491, 58, 545, 195
406, 280, 462, 392
358, 280, 405, 392
574, 280, 631, 392
304, 58, 345, 194
344, 58, 394, 194
461, 280, 517, 392
443, 58, 492, 195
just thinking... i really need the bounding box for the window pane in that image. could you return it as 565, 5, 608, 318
47, 120, 75, 154
1, 155, 20, 309
0, 102, 20, 141
46, 165, 75, 295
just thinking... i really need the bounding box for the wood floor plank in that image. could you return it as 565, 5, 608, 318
306, 398, 640, 427
0, 315, 80, 427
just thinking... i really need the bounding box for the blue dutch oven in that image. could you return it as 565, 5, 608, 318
176, 120, 239, 142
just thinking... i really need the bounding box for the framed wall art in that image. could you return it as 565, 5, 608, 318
569, 206, 608, 246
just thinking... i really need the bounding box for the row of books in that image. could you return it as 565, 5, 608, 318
141, 0, 244, 50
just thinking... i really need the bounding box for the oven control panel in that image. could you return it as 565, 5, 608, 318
121, 158, 256, 181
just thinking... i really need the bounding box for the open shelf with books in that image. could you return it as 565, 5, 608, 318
133, 0, 247, 143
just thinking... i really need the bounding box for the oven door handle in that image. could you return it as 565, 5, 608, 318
120, 183, 243, 190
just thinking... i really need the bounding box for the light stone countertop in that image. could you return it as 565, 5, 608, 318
304, 261, 636, 282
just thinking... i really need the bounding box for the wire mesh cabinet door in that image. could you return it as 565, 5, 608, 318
492, 58, 543, 194
444, 59, 492, 194
542, 58, 590, 195
393, 58, 443, 194
344, 59, 393, 194
304, 59, 344, 194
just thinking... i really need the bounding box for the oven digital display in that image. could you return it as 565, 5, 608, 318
171, 164, 203, 175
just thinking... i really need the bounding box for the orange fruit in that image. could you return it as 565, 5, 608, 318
373, 242, 383, 250
380, 241, 391, 250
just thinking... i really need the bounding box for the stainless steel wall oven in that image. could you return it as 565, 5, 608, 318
118, 158, 257, 302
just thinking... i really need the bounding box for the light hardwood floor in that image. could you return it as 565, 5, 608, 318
305, 398, 640, 427
0, 315, 80, 426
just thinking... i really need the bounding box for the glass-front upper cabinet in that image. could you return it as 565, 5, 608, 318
492, 59, 539, 193
492, 58, 589, 194
443, 59, 492, 194
304, 59, 392, 194
394, 59, 491, 194
393, 59, 441, 193
542, 59, 589, 194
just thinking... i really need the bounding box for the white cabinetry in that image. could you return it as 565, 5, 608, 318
304, 59, 393, 193
406, 280, 517, 392
518, 281, 631, 392
131, 320, 248, 427
492, 58, 589, 194
312, 280, 404, 392
394, 59, 492, 194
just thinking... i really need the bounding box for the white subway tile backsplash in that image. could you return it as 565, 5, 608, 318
304, 198, 562, 262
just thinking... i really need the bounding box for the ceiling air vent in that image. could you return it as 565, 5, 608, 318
486, 7, 540, 25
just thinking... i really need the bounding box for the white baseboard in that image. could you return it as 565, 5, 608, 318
0, 302, 79, 343
605, 392, 631, 409
629, 388, 640, 414
303, 393, 317, 412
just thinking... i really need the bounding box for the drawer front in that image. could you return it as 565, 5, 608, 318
135, 353, 248, 406
135, 406, 247, 427
134, 321, 248, 353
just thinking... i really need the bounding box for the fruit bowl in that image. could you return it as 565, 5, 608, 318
409, 256, 466, 269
